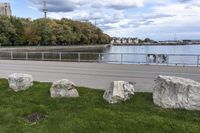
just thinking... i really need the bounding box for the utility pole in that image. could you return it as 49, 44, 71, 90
94, 18, 97, 26
43, 0, 48, 19
174, 33, 177, 41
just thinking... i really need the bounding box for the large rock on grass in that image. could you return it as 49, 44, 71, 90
50, 79, 79, 98
8, 73, 33, 92
153, 75, 200, 110
103, 81, 135, 104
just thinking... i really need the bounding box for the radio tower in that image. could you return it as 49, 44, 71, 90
43, 0, 48, 18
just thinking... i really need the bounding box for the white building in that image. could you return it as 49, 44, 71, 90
0, 3, 12, 16
121, 38, 127, 44
132, 38, 139, 44
111, 37, 140, 44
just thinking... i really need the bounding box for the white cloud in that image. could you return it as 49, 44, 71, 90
101, 0, 145, 9
28, 6, 38, 11
28, 0, 200, 40
29, 0, 146, 12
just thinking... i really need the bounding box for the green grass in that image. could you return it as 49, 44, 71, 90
0, 79, 200, 133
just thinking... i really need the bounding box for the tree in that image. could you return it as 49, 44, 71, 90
144, 38, 153, 43
0, 16, 111, 46
23, 23, 41, 45
34, 19, 61, 45
0, 15, 16, 46
10, 17, 25, 45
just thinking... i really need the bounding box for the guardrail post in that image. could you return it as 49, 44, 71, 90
26, 52, 28, 60
98, 53, 101, 63
42, 52, 44, 61
121, 54, 123, 64
146, 54, 148, 65
78, 52, 80, 62
10, 51, 13, 60
156, 54, 158, 64
59, 52, 62, 61
166, 55, 169, 66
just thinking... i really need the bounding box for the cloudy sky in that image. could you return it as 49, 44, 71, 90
5, 0, 200, 40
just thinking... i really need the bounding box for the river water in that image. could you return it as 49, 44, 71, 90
102, 45, 200, 65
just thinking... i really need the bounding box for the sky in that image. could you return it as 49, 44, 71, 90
4, 0, 200, 40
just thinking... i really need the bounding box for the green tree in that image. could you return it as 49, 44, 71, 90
0, 16, 111, 46
0, 15, 16, 46
10, 16, 25, 45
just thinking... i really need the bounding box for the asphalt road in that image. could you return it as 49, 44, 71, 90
0, 60, 200, 92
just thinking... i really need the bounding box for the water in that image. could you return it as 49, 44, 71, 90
102, 45, 200, 65
104, 45, 200, 54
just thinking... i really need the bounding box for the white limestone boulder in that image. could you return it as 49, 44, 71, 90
8, 73, 33, 92
153, 75, 200, 110
50, 79, 79, 98
103, 81, 135, 104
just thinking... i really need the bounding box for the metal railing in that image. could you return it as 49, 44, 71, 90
0, 51, 199, 67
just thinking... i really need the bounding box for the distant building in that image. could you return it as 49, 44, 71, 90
182, 40, 200, 44
121, 38, 127, 44
0, 3, 12, 16
110, 37, 140, 44
116, 38, 121, 44
111, 37, 121, 44
132, 38, 139, 44
127, 38, 132, 44
158, 40, 182, 45
110, 40, 115, 44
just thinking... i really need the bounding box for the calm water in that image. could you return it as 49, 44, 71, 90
104, 45, 200, 54
102, 45, 200, 65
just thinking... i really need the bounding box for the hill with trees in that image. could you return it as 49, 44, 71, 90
0, 15, 111, 46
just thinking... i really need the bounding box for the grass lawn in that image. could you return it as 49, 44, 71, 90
0, 79, 200, 133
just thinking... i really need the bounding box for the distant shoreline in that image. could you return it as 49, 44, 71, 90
0, 44, 199, 53
112, 43, 200, 46
0, 44, 111, 52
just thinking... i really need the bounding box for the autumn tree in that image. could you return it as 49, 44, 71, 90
0, 16, 111, 46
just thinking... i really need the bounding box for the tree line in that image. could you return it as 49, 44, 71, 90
0, 15, 111, 46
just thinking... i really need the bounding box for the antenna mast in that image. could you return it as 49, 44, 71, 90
43, 0, 47, 18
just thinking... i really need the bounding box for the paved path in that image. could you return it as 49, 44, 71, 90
0, 60, 200, 92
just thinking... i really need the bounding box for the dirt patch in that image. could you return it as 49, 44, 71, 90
24, 112, 45, 123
